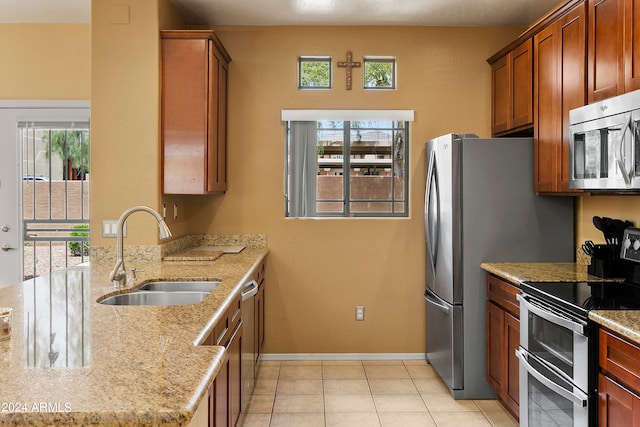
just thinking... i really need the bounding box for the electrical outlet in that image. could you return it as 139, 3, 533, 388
355, 306, 365, 321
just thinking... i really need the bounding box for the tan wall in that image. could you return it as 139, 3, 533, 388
180, 26, 525, 353
0, 24, 89, 99
577, 196, 640, 245
90, 0, 186, 246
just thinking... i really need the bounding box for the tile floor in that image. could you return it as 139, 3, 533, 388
240, 359, 518, 427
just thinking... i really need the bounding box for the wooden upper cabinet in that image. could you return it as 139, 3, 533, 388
490, 40, 534, 136
625, 0, 640, 91
161, 30, 231, 195
534, 2, 586, 194
588, 0, 640, 102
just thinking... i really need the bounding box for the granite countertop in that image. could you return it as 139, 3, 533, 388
481, 261, 640, 346
0, 244, 268, 426
480, 262, 618, 285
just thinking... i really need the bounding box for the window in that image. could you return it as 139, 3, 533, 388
298, 56, 332, 89
283, 110, 413, 217
363, 57, 396, 89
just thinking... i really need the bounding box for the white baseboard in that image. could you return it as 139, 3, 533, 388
260, 353, 427, 361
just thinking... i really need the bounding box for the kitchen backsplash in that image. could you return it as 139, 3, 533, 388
90, 234, 267, 263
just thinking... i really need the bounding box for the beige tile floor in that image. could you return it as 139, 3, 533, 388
240, 359, 518, 427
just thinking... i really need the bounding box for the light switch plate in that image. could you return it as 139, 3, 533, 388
102, 220, 125, 238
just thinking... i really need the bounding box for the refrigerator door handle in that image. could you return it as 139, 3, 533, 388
424, 289, 450, 314
425, 149, 439, 280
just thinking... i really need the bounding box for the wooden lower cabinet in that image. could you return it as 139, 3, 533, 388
598, 373, 640, 426
485, 274, 520, 420
211, 361, 228, 427
204, 291, 243, 427
228, 322, 242, 427
598, 328, 640, 425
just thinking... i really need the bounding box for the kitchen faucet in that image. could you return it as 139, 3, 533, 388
109, 206, 172, 289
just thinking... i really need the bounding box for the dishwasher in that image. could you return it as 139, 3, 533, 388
241, 279, 258, 412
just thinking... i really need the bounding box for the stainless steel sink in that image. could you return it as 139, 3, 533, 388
137, 281, 222, 293
99, 291, 210, 306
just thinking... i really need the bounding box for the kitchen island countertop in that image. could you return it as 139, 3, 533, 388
0, 244, 267, 426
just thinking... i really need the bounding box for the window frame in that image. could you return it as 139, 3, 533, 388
363, 56, 396, 90
283, 110, 413, 218
298, 56, 332, 90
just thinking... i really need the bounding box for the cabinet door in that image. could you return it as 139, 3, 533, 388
503, 312, 520, 420
162, 36, 210, 194
598, 373, 640, 426
161, 30, 230, 195
589, 0, 625, 102
212, 362, 229, 427
558, 4, 587, 192
228, 322, 242, 427
511, 40, 534, 130
207, 46, 228, 193
492, 56, 510, 135
625, 0, 640, 92
534, 2, 586, 194
534, 24, 559, 194
486, 301, 503, 392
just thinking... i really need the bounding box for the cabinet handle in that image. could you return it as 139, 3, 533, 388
516, 348, 588, 407
615, 114, 632, 187
517, 293, 586, 335
241, 280, 258, 301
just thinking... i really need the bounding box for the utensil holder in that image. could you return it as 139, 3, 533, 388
588, 251, 627, 279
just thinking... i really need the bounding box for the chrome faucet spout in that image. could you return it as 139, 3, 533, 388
109, 206, 173, 289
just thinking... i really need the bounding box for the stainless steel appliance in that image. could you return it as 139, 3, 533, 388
424, 134, 575, 399
518, 227, 640, 426
516, 289, 591, 426
569, 89, 640, 191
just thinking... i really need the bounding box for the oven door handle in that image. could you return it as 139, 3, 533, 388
516, 348, 588, 407
516, 293, 585, 335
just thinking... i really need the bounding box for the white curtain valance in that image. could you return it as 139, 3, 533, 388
281, 109, 414, 122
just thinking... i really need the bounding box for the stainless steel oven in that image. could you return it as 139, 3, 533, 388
517, 292, 591, 426
569, 89, 640, 191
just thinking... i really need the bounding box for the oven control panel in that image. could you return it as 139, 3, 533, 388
621, 227, 640, 263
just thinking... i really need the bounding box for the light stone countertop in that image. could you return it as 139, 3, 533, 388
0, 245, 268, 426
481, 262, 640, 346
480, 262, 617, 285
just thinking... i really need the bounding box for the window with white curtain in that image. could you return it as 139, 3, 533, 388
283, 110, 413, 218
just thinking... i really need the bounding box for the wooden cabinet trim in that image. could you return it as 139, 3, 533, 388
600, 328, 640, 392
486, 274, 520, 317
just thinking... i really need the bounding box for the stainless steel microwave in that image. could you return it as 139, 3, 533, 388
569, 90, 640, 191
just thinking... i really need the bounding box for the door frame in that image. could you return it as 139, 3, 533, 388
0, 100, 89, 288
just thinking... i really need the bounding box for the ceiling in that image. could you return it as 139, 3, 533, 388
1, 0, 562, 26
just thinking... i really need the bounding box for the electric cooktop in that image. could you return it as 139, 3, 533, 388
521, 280, 640, 318
522, 227, 640, 318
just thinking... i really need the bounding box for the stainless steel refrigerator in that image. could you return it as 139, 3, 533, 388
424, 134, 574, 399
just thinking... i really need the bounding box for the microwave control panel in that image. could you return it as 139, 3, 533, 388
621, 227, 640, 263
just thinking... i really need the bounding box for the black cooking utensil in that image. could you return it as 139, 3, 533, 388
593, 216, 612, 244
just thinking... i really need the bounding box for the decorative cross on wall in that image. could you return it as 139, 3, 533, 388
337, 51, 361, 90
